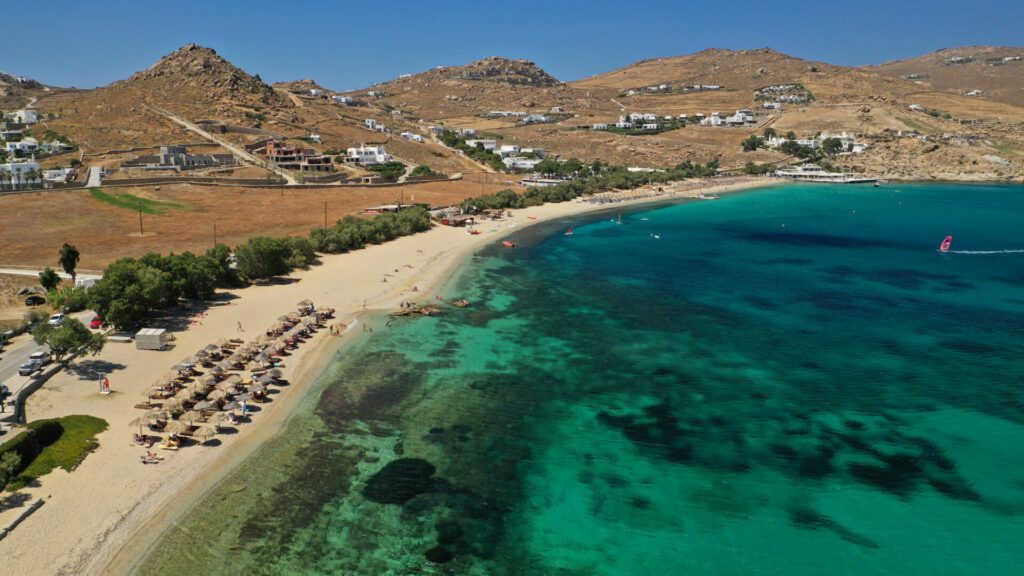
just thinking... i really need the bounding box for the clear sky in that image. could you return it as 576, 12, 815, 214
3, 0, 1022, 89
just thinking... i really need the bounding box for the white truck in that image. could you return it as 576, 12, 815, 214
135, 328, 168, 351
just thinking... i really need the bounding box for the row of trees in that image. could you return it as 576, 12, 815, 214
460, 161, 721, 212
309, 207, 432, 253
366, 161, 407, 182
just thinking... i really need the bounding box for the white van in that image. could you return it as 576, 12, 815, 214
49, 313, 65, 327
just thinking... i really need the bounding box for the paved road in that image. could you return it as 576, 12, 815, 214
144, 103, 299, 184
86, 166, 102, 187
0, 310, 97, 387
0, 267, 102, 280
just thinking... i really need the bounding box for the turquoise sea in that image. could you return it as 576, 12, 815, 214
139, 182, 1024, 575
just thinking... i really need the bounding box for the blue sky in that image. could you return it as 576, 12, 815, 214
2, 0, 1021, 89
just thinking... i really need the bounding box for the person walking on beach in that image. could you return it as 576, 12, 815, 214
237, 321, 244, 332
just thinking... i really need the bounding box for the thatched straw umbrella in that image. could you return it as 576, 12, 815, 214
129, 415, 151, 434
163, 398, 184, 413
297, 299, 313, 307
187, 381, 209, 396
235, 392, 254, 403
164, 420, 191, 435
199, 373, 219, 386
204, 343, 220, 352
180, 410, 205, 425
174, 389, 194, 403
193, 425, 217, 444
256, 374, 275, 386
215, 338, 229, 348
245, 360, 266, 372
301, 316, 318, 326
249, 383, 266, 394
216, 380, 237, 393
216, 360, 235, 371
194, 349, 209, 359
207, 389, 229, 402
222, 401, 241, 412
268, 368, 283, 379
229, 352, 248, 365
193, 400, 216, 412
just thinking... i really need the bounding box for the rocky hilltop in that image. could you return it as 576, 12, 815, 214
446, 56, 560, 86
120, 43, 284, 107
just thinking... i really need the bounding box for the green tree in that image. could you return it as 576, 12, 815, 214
534, 158, 561, 175
821, 138, 844, 157
39, 267, 61, 291
785, 131, 797, 140
763, 127, 777, 139
33, 318, 105, 363
741, 135, 764, 152
58, 243, 80, 283
0, 451, 21, 490
235, 237, 291, 280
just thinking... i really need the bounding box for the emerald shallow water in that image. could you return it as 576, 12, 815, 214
139, 182, 1024, 575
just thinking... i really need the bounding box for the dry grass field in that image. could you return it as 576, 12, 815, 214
0, 179, 519, 268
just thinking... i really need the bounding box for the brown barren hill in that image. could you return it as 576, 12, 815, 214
867, 46, 1024, 108
34, 43, 294, 151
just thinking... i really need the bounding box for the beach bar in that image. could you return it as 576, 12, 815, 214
135, 328, 169, 351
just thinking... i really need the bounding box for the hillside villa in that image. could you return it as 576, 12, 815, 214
346, 145, 392, 165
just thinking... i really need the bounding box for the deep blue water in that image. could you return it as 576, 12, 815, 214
141, 182, 1024, 575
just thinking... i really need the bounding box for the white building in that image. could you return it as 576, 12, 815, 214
498, 145, 520, 158
550, 106, 564, 113
909, 104, 924, 111
465, 139, 497, 151
332, 95, 354, 105
965, 90, 983, 97
5, 137, 38, 154
641, 123, 658, 130
614, 121, 633, 129
591, 123, 608, 130
523, 114, 549, 124
458, 128, 477, 137
700, 112, 723, 126
346, 145, 392, 165
763, 102, 782, 110
42, 167, 72, 182
400, 131, 425, 143
642, 113, 658, 122
6, 108, 38, 124
309, 89, 323, 97
41, 140, 73, 153
364, 119, 388, 133
0, 160, 40, 186
309, 133, 322, 144
520, 147, 546, 158
503, 156, 542, 170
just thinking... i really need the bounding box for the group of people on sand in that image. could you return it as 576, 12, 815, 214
139, 451, 162, 464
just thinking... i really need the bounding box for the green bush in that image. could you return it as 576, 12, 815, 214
0, 416, 107, 490
47, 286, 90, 312
366, 162, 407, 182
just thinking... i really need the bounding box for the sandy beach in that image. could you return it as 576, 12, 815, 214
0, 176, 775, 575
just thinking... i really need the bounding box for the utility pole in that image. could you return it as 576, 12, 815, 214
138, 201, 144, 236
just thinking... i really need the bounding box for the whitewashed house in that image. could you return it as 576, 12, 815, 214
550, 106, 564, 113
642, 113, 658, 122
614, 121, 633, 129
309, 133, 323, 144
465, 139, 497, 151
6, 108, 38, 124
346, 145, 392, 165
641, 123, 658, 130
5, 137, 38, 154
42, 167, 72, 182
503, 156, 542, 170
332, 95, 354, 104
458, 128, 477, 137
763, 102, 782, 110
909, 104, 925, 111
41, 140, 73, 153
0, 160, 40, 186
400, 131, 425, 143
498, 145, 521, 158
591, 123, 608, 130
309, 89, 323, 97
523, 114, 549, 124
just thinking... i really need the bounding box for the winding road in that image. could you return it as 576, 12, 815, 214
143, 103, 299, 184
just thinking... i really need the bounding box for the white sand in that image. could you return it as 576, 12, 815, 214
0, 177, 774, 575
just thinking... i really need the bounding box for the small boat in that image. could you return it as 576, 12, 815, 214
564, 226, 574, 236
502, 240, 517, 248
939, 235, 952, 253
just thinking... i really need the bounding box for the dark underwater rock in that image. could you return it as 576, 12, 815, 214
363, 458, 437, 504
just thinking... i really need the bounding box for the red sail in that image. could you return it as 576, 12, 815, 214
939, 235, 952, 252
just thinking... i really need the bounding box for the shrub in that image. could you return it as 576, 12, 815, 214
47, 286, 90, 312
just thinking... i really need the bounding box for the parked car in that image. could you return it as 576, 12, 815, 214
49, 313, 66, 327
29, 350, 52, 366
25, 295, 46, 306
18, 360, 41, 376
90, 315, 104, 329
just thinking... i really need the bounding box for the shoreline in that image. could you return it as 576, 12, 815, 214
0, 176, 776, 576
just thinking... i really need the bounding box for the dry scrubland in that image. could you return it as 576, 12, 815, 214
0, 179, 518, 268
